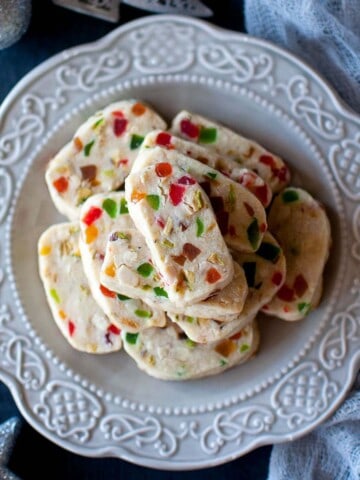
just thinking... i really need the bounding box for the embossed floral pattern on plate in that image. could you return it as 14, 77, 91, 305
0, 15, 359, 470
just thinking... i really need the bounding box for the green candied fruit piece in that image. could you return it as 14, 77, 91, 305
242, 262, 256, 288
240, 343, 250, 353
199, 127, 217, 144
282, 189, 300, 203
146, 194, 160, 211
196, 217, 204, 237
185, 338, 196, 348
92, 117, 104, 129
117, 293, 131, 301
84, 140, 95, 156
153, 287, 168, 298
206, 171, 217, 180
125, 332, 139, 344
298, 302, 311, 315
256, 242, 281, 263
134, 309, 152, 318
50, 288, 60, 304
137, 263, 154, 277
247, 218, 260, 250
102, 198, 118, 218
219, 359, 228, 367
120, 198, 129, 214
130, 134, 144, 150
186, 316, 194, 323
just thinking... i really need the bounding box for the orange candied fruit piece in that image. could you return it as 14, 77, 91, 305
85, 224, 98, 243
53, 176, 69, 194
73, 136, 83, 151
100, 284, 116, 298
40, 245, 51, 256
206, 267, 221, 284
131, 102, 146, 116
104, 263, 116, 277
131, 190, 146, 203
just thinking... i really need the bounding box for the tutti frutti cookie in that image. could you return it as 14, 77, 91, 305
125, 161, 234, 306
100, 226, 248, 319
121, 319, 259, 381
262, 187, 331, 321
38, 222, 122, 353
171, 110, 290, 194
46, 100, 166, 220
78, 192, 166, 332
131, 146, 267, 253
141, 130, 272, 207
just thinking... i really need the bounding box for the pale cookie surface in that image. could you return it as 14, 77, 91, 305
263, 187, 331, 321
142, 130, 272, 207
170, 232, 286, 343
100, 229, 247, 318
171, 110, 290, 193
38, 222, 122, 353
131, 147, 267, 253
125, 161, 234, 305
45, 100, 166, 220
121, 320, 259, 380
79, 193, 166, 332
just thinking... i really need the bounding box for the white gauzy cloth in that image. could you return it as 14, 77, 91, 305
245, 2, 360, 478
245, 0, 360, 113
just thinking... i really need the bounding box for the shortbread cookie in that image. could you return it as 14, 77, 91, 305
125, 161, 234, 305
38, 223, 122, 353
122, 320, 259, 380
171, 110, 290, 193
131, 146, 267, 252
79, 193, 166, 332
142, 130, 272, 207
100, 228, 247, 318
263, 188, 331, 320
46, 100, 166, 219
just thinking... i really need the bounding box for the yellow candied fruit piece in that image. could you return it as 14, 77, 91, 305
85, 224, 98, 243
58, 309, 67, 320
104, 263, 116, 277
40, 245, 51, 256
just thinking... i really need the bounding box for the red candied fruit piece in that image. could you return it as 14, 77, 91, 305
155, 162, 173, 177
277, 284, 295, 302
206, 268, 221, 284
68, 320, 75, 337
156, 216, 165, 229
259, 154, 276, 168
100, 284, 116, 298
272, 272, 283, 286
230, 330, 243, 340
254, 184, 271, 206
118, 159, 128, 166
107, 324, 121, 335
82, 206, 103, 226
113, 118, 128, 136
178, 175, 196, 185
275, 165, 290, 183
156, 132, 173, 148
180, 119, 200, 139
294, 274, 308, 297
244, 202, 255, 217
53, 176, 69, 194
169, 183, 185, 205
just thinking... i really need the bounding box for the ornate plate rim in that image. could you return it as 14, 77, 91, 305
0, 14, 360, 470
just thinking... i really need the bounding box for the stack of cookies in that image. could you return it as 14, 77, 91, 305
38, 100, 331, 380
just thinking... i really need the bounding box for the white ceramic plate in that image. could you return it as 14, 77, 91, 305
0, 15, 359, 470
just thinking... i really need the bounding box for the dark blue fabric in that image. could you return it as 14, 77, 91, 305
0, 1, 271, 478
